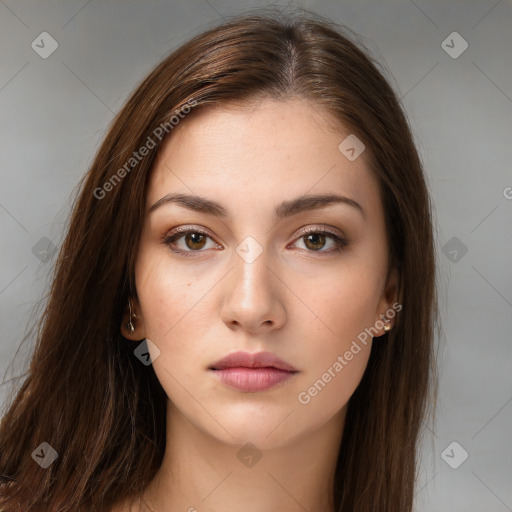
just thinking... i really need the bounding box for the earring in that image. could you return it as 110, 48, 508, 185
126, 298, 137, 334
382, 315, 392, 332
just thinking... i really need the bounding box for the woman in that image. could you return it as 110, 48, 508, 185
0, 7, 438, 512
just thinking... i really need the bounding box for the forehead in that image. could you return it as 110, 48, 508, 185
146, 98, 381, 221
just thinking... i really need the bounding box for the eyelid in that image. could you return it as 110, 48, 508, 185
162, 224, 217, 242
294, 224, 346, 239
163, 224, 346, 241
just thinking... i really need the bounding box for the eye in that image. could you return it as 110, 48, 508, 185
162, 227, 221, 257
162, 225, 349, 257
290, 227, 349, 254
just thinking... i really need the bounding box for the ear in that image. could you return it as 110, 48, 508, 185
121, 296, 147, 340
374, 266, 400, 337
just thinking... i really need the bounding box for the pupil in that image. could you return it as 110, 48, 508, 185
306, 233, 325, 251
187, 233, 205, 250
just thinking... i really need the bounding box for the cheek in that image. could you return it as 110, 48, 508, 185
290, 260, 382, 344
135, 252, 215, 363
299, 316, 374, 405
296, 342, 371, 424
290, 264, 379, 413
135, 255, 215, 407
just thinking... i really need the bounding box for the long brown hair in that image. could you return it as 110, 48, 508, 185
0, 7, 438, 511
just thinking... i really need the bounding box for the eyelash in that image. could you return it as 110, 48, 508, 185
161, 226, 349, 257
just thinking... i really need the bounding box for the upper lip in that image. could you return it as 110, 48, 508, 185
209, 351, 298, 372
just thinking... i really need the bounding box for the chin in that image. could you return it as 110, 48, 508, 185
217, 427, 301, 451
204, 405, 305, 450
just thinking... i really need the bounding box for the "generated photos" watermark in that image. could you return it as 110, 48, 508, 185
298, 302, 402, 405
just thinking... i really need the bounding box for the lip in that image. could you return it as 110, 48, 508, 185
209, 351, 297, 372
209, 351, 298, 392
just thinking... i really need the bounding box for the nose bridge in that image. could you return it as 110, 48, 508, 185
232, 235, 273, 306
221, 235, 285, 331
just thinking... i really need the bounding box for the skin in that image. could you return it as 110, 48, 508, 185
116, 97, 398, 512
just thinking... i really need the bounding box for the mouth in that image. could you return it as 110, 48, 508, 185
208, 351, 298, 392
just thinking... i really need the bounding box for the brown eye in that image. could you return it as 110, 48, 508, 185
292, 228, 349, 254
162, 228, 219, 256
184, 232, 207, 250
304, 233, 327, 251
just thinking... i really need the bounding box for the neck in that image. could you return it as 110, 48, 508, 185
141, 399, 346, 512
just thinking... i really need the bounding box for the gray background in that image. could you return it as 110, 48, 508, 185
1, 1, 511, 510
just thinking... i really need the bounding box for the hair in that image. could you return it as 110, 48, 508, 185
0, 7, 438, 511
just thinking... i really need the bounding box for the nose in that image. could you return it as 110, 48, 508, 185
220, 245, 286, 334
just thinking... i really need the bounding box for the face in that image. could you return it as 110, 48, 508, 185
122, 97, 398, 449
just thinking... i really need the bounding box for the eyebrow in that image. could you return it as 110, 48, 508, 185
148, 192, 366, 220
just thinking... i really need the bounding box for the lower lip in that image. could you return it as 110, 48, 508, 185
211, 367, 297, 392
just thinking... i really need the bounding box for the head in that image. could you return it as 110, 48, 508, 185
121, 95, 400, 448
0, 8, 437, 512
